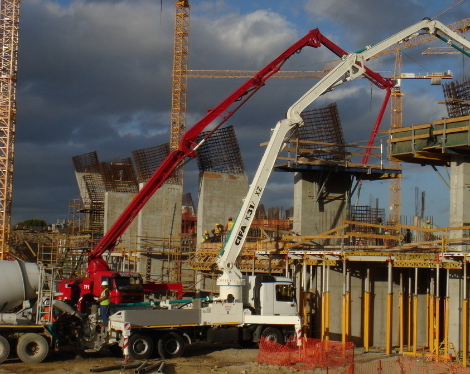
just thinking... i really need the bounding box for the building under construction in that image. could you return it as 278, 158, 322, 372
5, 2, 470, 368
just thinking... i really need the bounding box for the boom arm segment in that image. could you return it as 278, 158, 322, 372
87, 28, 353, 269
215, 17, 470, 295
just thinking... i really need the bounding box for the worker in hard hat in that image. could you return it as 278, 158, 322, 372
225, 217, 234, 232
96, 280, 111, 327
212, 223, 224, 243
201, 230, 211, 243
424, 219, 432, 241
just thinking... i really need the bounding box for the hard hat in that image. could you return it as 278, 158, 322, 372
228, 217, 232, 220
426, 220, 430, 223
204, 230, 209, 234
101, 280, 108, 286
216, 223, 221, 226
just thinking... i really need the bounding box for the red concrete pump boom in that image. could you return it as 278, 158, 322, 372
87, 28, 395, 274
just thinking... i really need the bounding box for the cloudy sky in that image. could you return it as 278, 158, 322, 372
12, 0, 470, 227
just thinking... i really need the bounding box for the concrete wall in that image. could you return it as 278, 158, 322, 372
293, 171, 351, 241
197, 172, 248, 245
136, 183, 183, 280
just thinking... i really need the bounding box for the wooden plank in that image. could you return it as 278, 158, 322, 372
432, 125, 470, 135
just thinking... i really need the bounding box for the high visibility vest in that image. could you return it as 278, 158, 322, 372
201, 234, 210, 243
214, 226, 222, 234
100, 288, 110, 305
226, 221, 234, 231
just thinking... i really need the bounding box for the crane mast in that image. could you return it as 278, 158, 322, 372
0, 0, 20, 260
170, 0, 190, 184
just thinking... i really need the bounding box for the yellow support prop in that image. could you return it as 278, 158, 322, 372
364, 291, 370, 352
325, 291, 330, 342
463, 298, 468, 367
386, 293, 393, 354
413, 295, 418, 355
399, 292, 404, 352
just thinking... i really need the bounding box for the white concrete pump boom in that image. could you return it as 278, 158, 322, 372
216, 18, 470, 301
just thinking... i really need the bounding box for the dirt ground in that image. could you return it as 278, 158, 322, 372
0, 344, 390, 374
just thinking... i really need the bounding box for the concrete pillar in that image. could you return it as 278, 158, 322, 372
104, 191, 137, 252
449, 155, 470, 248
293, 171, 352, 241
448, 268, 463, 351
197, 172, 248, 245
136, 183, 183, 282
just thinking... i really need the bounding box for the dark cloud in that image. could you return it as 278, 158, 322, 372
11, 0, 469, 228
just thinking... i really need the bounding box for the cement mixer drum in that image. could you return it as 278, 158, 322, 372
0, 260, 40, 312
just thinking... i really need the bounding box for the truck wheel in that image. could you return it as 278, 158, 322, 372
261, 327, 284, 345
16, 333, 49, 364
0, 335, 10, 364
128, 333, 154, 360
157, 332, 185, 359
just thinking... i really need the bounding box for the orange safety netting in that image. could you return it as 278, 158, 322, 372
257, 341, 470, 373
257, 337, 354, 370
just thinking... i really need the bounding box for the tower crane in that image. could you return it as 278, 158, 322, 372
0, 0, 20, 260
170, 0, 190, 184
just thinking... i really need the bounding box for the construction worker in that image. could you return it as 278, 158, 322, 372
201, 230, 211, 243
375, 218, 385, 245
424, 219, 432, 241
225, 217, 234, 231
96, 280, 111, 327
212, 223, 224, 243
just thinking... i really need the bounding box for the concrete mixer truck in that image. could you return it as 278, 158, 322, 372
0, 260, 123, 364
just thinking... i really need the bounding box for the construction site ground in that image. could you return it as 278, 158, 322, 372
0, 344, 391, 374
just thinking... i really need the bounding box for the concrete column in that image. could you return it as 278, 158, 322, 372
293, 171, 352, 242
197, 172, 248, 245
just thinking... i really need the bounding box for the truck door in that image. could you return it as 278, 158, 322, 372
260, 282, 297, 316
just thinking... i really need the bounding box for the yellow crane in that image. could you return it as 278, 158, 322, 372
170, 0, 190, 185
0, 0, 20, 260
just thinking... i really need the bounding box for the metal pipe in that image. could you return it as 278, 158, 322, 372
435, 267, 440, 360
407, 272, 412, 351
464, 262, 468, 367
364, 267, 370, 352
429, 276, 435, 353
325, 265, 330, 342
386, 261, 393, 355
444, 269, 449, 359
346, 268, 350, 343
413, 268, 418, 356
342, 259, 346, 344
399, 272, 404, 353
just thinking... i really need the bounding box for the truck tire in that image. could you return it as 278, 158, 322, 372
128, 333, 154, 360
157, 332, 185, 359
0, 335, 10, 364
16, 333, 49, 364
261, 327, 284, 345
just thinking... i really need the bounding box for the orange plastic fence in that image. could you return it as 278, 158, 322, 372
257, 339, 470, 373
257, 337, 354, 370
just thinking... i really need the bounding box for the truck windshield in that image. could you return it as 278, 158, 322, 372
114, 277, 143, 292
275, 284, 295, 302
